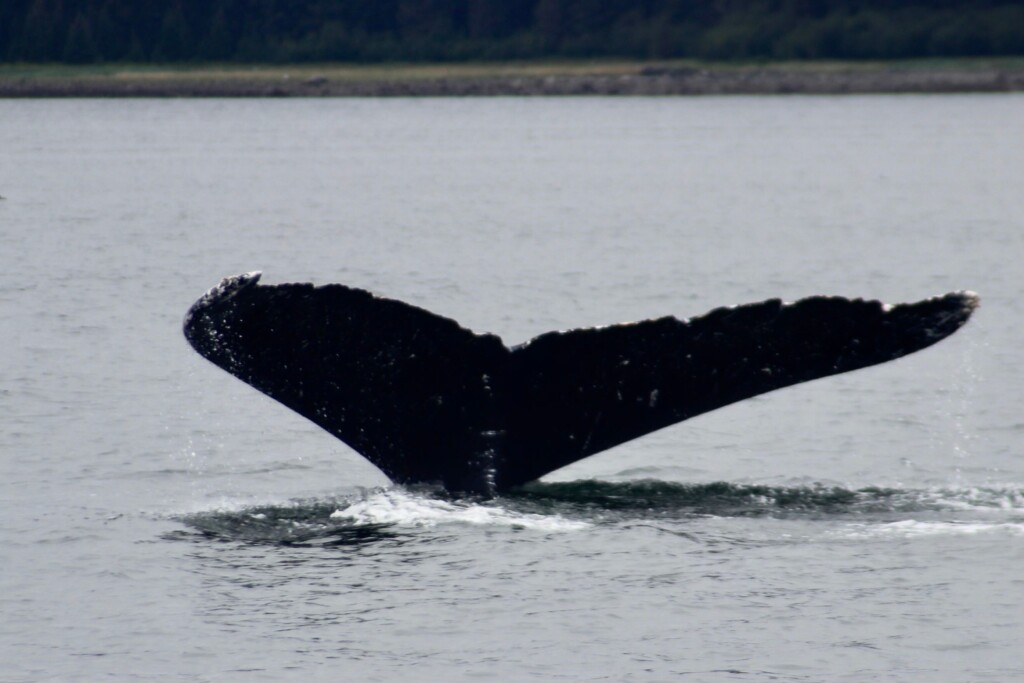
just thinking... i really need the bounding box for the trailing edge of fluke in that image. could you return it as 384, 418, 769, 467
184, 272, 978, 496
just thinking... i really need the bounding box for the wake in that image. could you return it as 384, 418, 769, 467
169, 481, 1024, 547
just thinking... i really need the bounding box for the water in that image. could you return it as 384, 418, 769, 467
2, 96, 1023, 681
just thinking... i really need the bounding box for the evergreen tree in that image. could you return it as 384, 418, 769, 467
154, 6, 192, 61
18, 0, 62, 61
2, 0, 1024, 64
63, 11, 98, 63
93, 1, 127, 61
200, 6, 235, 61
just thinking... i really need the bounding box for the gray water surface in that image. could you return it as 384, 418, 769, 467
1, 96, 1023, 681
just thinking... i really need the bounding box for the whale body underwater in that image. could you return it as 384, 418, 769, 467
184, 273, 978, 496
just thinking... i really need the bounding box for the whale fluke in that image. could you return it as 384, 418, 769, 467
184, 273, 978, 495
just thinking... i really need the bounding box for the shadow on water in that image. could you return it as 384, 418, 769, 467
165, 480, 1024, 549
511, 480, 891, 516
166, 498, 404, 548
513, 479, 1024, 520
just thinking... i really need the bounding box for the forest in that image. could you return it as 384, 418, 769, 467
2, 0, 1023, 64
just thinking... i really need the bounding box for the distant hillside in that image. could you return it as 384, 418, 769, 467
2, 0, 1023, 64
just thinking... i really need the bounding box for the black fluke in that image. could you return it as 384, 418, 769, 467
184, 273, 978, 496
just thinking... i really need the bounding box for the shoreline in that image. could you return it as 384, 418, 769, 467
3, 60, 1024, 97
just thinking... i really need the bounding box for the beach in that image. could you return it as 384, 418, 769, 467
3, 60, 1023, 97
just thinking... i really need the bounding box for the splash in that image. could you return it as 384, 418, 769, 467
331, 489, 590, 532
841, 519, 1024, 539
172, 487, 590, 546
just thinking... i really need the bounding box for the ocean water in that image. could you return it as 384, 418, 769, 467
1, 95, 1022, 682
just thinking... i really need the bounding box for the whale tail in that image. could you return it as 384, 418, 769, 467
184, 273, 978, 495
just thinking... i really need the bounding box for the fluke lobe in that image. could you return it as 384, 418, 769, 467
184, 273, 978, 496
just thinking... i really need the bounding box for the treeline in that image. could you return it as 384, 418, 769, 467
2, 0, 1023, 64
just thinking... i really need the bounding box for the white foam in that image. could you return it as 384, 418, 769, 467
840, 519, 1024, 539
181, 495, 287, 515
909, 486, 1024, 512
331, 490, 589, 532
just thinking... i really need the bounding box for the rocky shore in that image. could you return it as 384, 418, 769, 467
3, 62, 1024, 97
